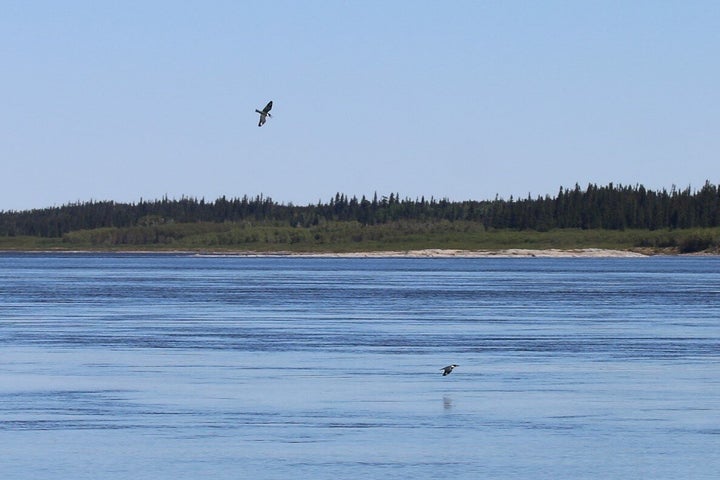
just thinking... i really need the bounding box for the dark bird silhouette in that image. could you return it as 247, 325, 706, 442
255, 101, 273, 127
441, 364, 458, 376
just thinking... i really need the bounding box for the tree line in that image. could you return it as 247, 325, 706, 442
1, 182, 719, 238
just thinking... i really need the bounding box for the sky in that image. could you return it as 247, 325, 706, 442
2, 1, 719, 211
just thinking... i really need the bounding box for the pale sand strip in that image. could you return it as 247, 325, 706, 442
203, 248, 647, 258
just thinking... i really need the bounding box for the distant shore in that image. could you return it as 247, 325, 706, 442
50, 248, 648, 258
4, 224, 719, 256
193, 248, 648, 258
5, 247, 718, 257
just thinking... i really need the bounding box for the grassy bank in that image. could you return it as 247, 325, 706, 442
2, 221, 720, 254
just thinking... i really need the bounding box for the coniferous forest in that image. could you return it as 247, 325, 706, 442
1, 182, 719, 253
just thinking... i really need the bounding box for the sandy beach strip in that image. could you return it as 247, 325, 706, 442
5, 248, 651, 257
195, 248, 648, 258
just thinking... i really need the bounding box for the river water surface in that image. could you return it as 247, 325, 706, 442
1, 253, 718, 479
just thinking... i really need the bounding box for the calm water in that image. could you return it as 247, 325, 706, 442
1, 253, 718, 479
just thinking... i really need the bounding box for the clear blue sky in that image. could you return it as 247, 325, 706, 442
2, 1, 718, 211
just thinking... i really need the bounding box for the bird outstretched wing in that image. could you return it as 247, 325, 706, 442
255, 101, 273, 127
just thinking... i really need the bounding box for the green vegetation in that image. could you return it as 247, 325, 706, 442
1, 220, 719, 254
1, 182, 720, 254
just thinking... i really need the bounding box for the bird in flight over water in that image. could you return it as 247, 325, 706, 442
256, 100, 273, 127
441, 364, 458, 376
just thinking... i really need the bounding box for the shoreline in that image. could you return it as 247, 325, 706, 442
1, 248, 655, 258
199, 248, 650, 258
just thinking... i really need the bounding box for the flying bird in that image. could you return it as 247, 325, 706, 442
441, 364, 458, 376
255, 100, 273, 127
